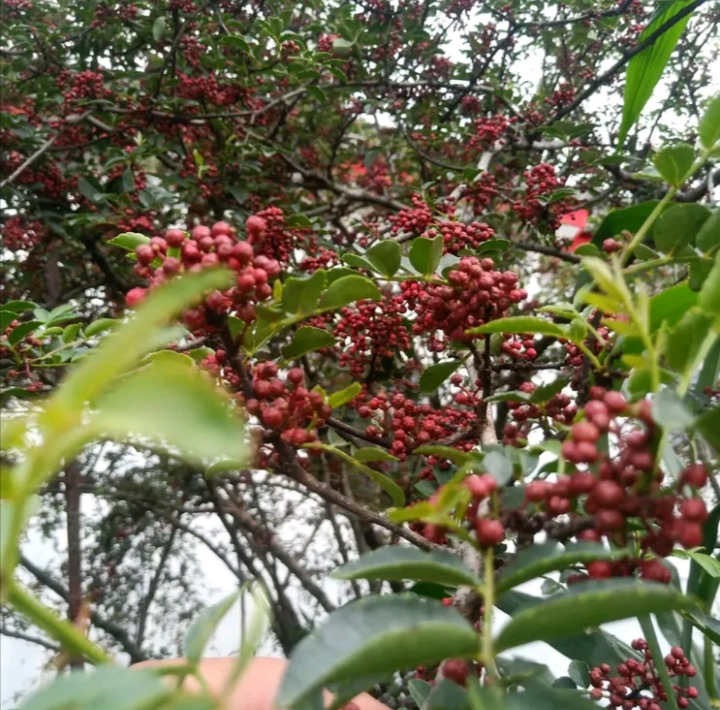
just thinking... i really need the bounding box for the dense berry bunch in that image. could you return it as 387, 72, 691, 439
468, 115, 509, 151
243, 363, 332, 447
334, 298, 411, 378
424, 220, 494, 254
512, 163, 566, 226
357, 391, 476, 460
400, 256, 526, 350
244, 207, 309, 264
0, 216, 45, 251
523, 388, 709, 580
388, 193, 434, 236
589, 640, 698, 708
126, 218, 280, 333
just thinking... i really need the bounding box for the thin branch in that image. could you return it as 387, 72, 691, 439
19, 555, 147, 663
553, 0, 710, 122
0, 134, 59, 189
0, 627, 61, 653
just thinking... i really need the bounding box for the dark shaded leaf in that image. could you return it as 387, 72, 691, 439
277, 595, 479, 707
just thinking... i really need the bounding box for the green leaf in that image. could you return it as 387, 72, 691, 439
16, 666, 171, 710
696, 208, 720, 254
530, 378, 569, 403
496, 543, 629, 596
327, 382, 362, 408
221, 34, 250, 52
482, 449, 513, 485
277, 595, 479, 707
62, 322, 82, 344
366, 241, 401, 277
593, 201, 661, 245
665, 310, 715, 374
93, 359, 246, 466
85, 318, 120, 337
651, 389, 695, 430
680, 610, 720, 645
8, 320, 40, 346
698, 253, 720, 315
617, 0, 696, 147
568, 660, 590, 688
0, 300, 36, 314
689, 258, 714, 292
331, 547, 482, 587
672, 549, 720, 578
318, 275, 381, 310
419, 360, 462, 394
408, 679, 433, 707
699, 93, 720, 150
413, 445, 472, 465
354, 447, 399, 463
342, 253, 378, 272
652, 143, 696, 187
466, 317, 566, 339
152, 15, 166, 41
108, 232, 151, 251
78, 175, 106, 203
496, 591, 641, 668
652, 203, 710, 253
409, 235, 444, 275
183, 591, 240, 664
53, 269, 234, 416
282, 326, 336, 359
506, 682, 600, 710
281, 269, 327, 315
494, 580, 699, 653
305, 443, 404, 506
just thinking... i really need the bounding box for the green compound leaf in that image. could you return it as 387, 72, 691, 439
318, 275, 381, 310
467, 316, 567, 339
617, 0, 697, 147
277, 595, 479, 707
496, 542, 631, 597
183, 590, 241, 665
93, 359, 246, 467
331, 546, 482, 587
495, 580, 699, 653
282, 326, 336, 359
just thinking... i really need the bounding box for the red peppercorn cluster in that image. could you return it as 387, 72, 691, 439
588, 640, 698, 708
388, 193, 433, 236
244, 207, 308, 264
0, 216, 45, 251
298, 246, 339, 272
499, 334, 538, 361
357, 391, 476, 460
468, 114, 509, 151
333, 298, 411, 379
459, 172, 499, 214
563, 321, 610, 367
523, 388, 709, 581
423, 220, 494, 255
125, 218, 280, 333
400, 256, 527, 351
512, 163, 566, 227
56, 70, 110, 106
316, 33, 341, 53
242, 363, 332, 447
